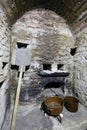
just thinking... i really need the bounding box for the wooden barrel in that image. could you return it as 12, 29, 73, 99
64, 96, 78, 112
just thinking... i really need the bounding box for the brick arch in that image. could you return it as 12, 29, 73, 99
38, 77, 66, 88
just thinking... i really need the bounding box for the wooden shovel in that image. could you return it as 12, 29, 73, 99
10, 47, 31, 130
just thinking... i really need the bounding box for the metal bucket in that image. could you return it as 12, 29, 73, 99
44, 96, 64, 116
64, 96, 78, 112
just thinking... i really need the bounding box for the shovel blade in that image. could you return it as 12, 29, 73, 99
15, 48, 31, 66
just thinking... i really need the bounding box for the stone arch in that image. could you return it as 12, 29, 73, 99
38, 77, 65, 88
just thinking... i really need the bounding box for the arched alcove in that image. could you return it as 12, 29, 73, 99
10, 9, 74, 100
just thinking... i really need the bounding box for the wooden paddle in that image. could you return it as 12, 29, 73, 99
10, 46, 31, 130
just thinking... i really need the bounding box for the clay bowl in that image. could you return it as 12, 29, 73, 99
44, 96, 64, 116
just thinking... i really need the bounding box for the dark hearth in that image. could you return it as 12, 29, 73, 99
44, 82, 65, 89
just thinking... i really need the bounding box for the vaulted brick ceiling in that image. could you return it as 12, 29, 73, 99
1, 0, 87, 32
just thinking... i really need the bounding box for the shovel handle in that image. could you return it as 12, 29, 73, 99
10, 66, 23, 130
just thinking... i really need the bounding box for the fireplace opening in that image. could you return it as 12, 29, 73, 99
70, 47, 77, 56
17, 42, 28, 48
11, 65, 19, 70
25, 65, 30, 71
44, 82, 65, 89
57, 64, 64, 70
2, 62, 8, 69
43, 64, 51, 70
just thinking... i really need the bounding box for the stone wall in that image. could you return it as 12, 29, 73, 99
71, 10, 87, 35
11, 9, 74, 93
69, 8, 87, 107
74, 28, 87, 107
0, 5, 10, 129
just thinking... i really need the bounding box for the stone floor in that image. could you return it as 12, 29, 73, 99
2, 88, 87, 130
